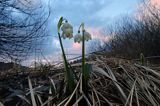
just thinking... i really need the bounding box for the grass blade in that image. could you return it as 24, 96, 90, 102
17, 95, 31, 105
0, 102, 4, 106
50, 78, 57, 93
28, 77, 37, 106
125, 78, 137, 106
64, 74, 82, 106
72, 95, 84, 106
106, 65, 127, 102
48, 87, 52, 106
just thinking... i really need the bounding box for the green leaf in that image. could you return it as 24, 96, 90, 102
67, 68, 75, 92
140, 53, 145, 65
84, 63, 92, 78
57, 17, 63, 33
82, 63, 92, 96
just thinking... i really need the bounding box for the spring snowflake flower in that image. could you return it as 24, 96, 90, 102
74, 30, 92, 42
61, 21, 73, 39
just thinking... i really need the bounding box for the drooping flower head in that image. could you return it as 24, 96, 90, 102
74, 23, 92, 43
74, 30, 82, 43
61, 20, 73, 39
57, 17, 73, 39
61, 21, 72, 31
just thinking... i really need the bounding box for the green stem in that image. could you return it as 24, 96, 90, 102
58, 32, 68, 69
81, 27, 89, 106
82, 30, 85, 77
58, 32, 74, 93
82, 29, 88, 96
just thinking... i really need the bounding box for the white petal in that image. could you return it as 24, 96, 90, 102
74, 33, 82, 43
62, 32, 66, 39
84, 31, 91, 41
62, 28, 73, 39
61, 22, 73, 32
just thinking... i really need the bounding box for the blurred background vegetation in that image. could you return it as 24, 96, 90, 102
89, 1, 160, 59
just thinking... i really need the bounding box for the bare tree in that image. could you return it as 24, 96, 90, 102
0, 0, 50, 61
91, 0, 160, 58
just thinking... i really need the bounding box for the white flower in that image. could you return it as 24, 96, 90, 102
61, 21, 73, 39
61, 21, 73, 31
62, 28, 73, 39
74, 32, 82, 43
74, 30, 92, 42
84, 31, 92, 41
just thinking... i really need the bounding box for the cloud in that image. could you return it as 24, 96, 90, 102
52, 39, 60, 49
72, 43, 81, 50
22, 50, 65, 66
150, 0, 160, 7
134, 0, 160, 21
47, 0, 139, 49
66, 26, 110, 55
23, 0, 141, 66
86, 26, 112, 43
50, 0, 113, 27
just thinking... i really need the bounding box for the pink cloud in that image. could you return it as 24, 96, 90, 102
134, 0, 160, 21
65, 42, 82, 56
72, 43, 82, 50
150, 0, 160, 7
86, 27, 109, 42
65, 27, 111, 58
70, 27, 109, 51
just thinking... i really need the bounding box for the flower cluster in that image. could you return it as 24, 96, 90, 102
61, 21, 92, 43
57, 17, 92, 96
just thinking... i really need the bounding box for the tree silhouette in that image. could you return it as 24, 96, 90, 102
0, 0, 50, 61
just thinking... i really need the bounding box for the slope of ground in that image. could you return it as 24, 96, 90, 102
0, 54, 160, 106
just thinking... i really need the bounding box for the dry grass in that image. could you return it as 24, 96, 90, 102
0, 55, 160, 106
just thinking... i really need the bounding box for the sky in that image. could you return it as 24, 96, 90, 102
23, 0, 155, 65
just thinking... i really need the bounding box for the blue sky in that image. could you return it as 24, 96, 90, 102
24, 0, 140, 65
50, 0, 138, 26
